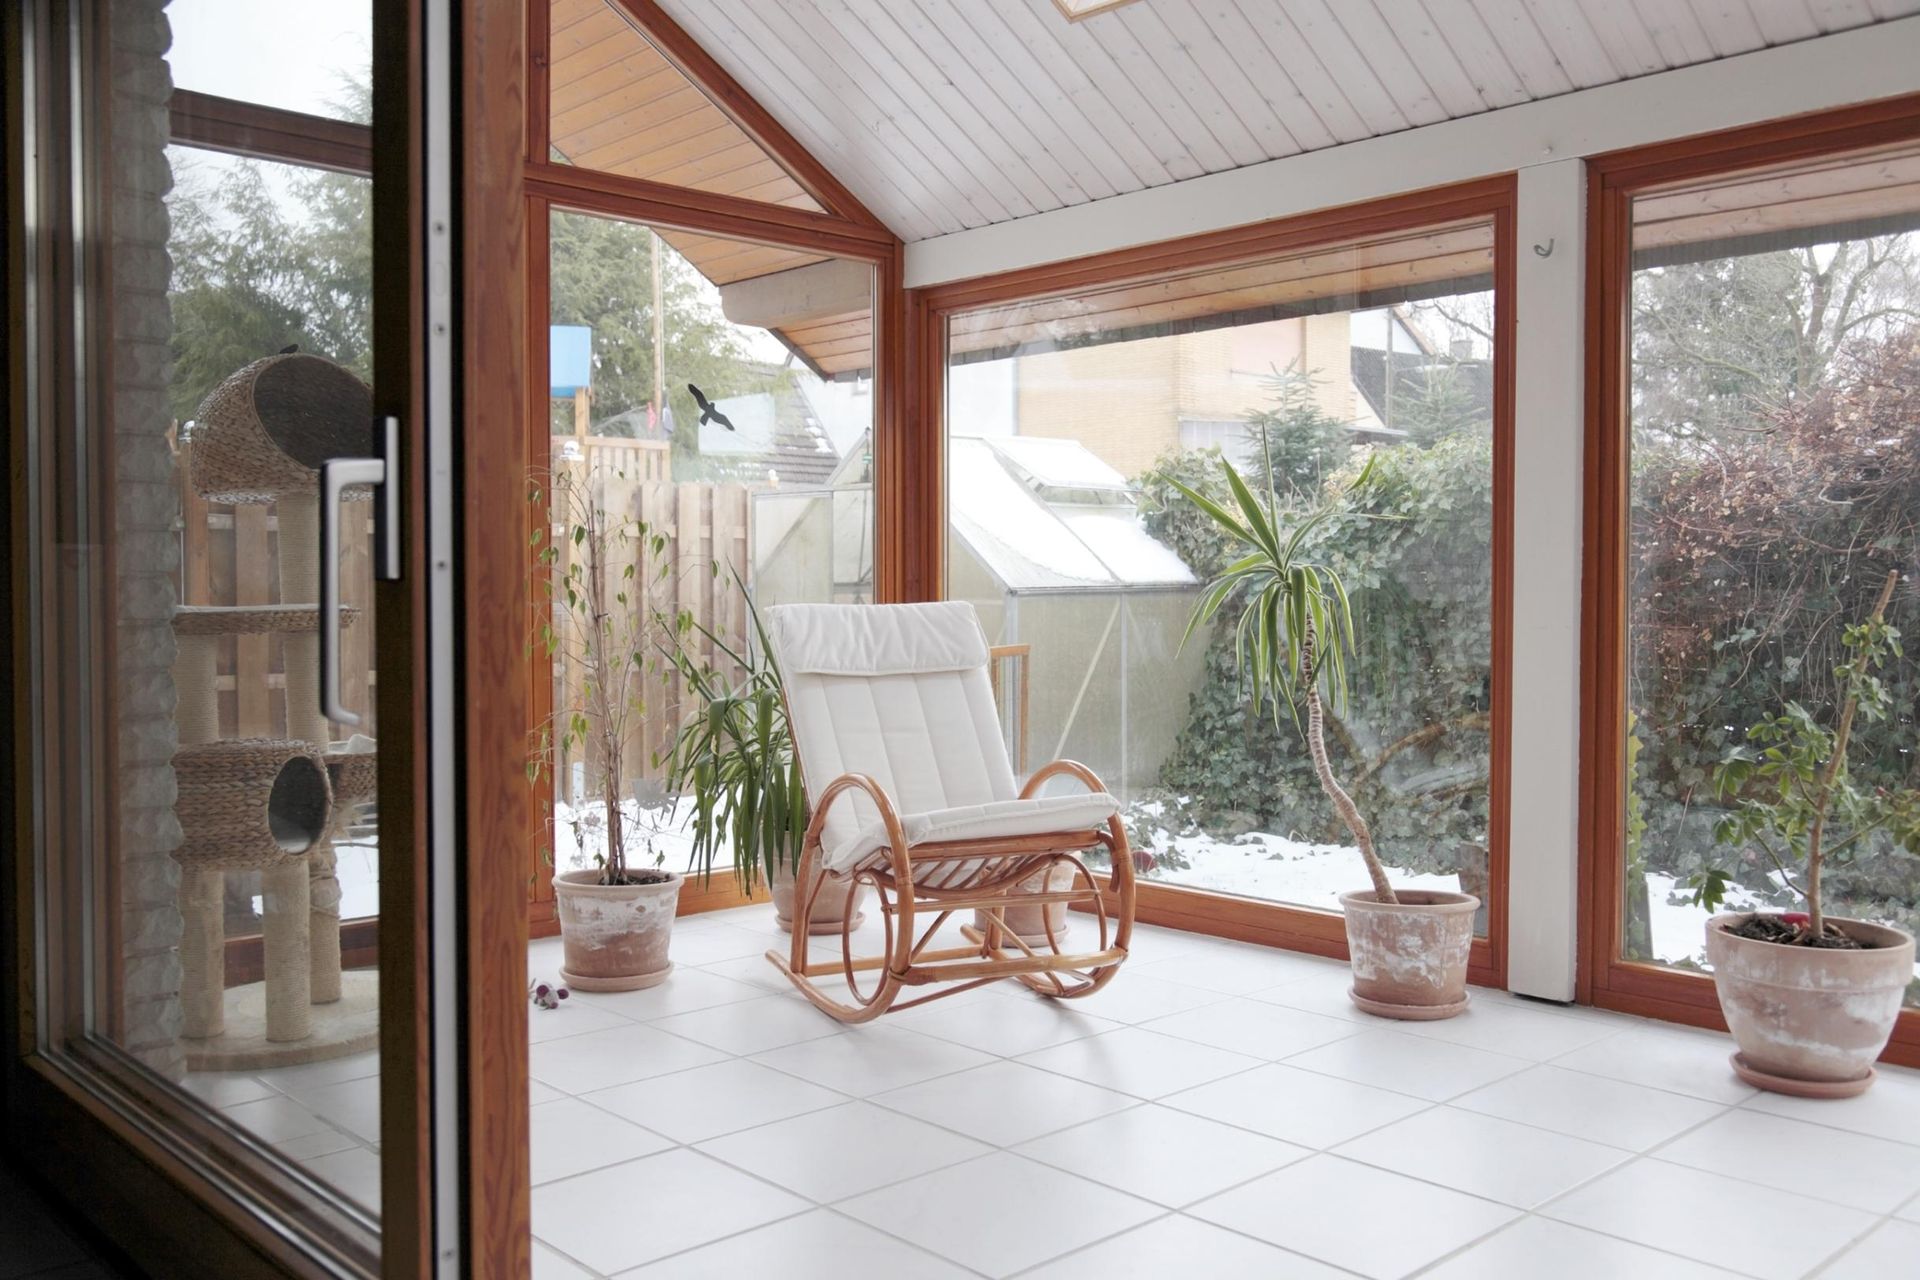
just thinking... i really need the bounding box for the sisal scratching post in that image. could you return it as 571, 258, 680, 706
261, 860, 312, 1041
173, 629, 225, 1037
278, 492, 341, 1004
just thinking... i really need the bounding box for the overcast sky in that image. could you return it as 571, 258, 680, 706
168, 0, 369, 120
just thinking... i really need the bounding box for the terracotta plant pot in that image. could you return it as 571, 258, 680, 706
1340, 889, 1479, 1020
975, 861, 1077, 946
1706, 913, 1914, 1097
553, 868, 683, 992
771, 860, 869, 936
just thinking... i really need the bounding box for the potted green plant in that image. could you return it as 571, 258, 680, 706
661, 574, 865, 935
1692, 570, 1918, 1096
1169, 451, 1478, 1019
531, 468, 683, 992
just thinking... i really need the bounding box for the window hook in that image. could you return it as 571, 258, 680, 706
1533, 238, 1555, 258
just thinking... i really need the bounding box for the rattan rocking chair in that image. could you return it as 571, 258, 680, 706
764, 601, 1136, 1023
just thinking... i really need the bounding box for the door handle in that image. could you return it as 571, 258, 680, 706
320, 415, 401, 727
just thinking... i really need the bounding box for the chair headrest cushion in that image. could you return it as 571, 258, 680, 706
767, 602, 990, 676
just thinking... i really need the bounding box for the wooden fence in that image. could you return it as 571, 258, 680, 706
545, 440, 752, 800
172, 439, 377, 738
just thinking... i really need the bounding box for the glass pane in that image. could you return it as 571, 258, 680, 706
23, 0, 386, 1236
1623, 141, 1920, 1006
168, 0, 371, 121
946, 221, 1500, 932
541, 208, 873, 889
546, 0, 825, 212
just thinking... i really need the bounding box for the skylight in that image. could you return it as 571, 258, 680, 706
1051, 0, 1144, 21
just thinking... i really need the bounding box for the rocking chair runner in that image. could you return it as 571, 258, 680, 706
765, 601, 1136, 1023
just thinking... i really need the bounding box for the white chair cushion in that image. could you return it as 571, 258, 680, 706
769, 603, 1020, 861
826, 792, 1120, 874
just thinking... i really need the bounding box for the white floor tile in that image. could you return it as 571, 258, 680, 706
648, 993, 845, 1057
696, 954, 797, 994
1418, 1216, 1749, 1280
1163, 1062, 1430, 1148
1017, 1213, 1354, 1279
752, 1024, 993, 1096
531, 1241, 595, 1280
299, 1146, 381, 1211
1132, 947, 1330, 995
181, 1072, 277, 1108
838, 1151, 1156, 1277
1138, 997, 1360, 1061
531, 1097, 672, 1185
1396, 1000, 1622, 1061
888, 989, 1121, 1058
289, 1075, 382, 1146
874, 1061, 1136, 1147
250, 1050, 383, 1094
1742, 1065, 1920, 1147
1899, 1190, 1920, 1223
219, 1094, 331, 1144
1551, 1024, 1756, 1104
1453, 1064, 1726, 1151
1017, 1027, 1263, 1100
1816, 1218, 1920, 1279
1542, 1158, 1878, 1280
620, 1209, 975, 1278
663, 925, 777, 967
585, 1058, 846, 1145
530, 1148, 808, 1275
1015, 1104, 1309, 1207
1284, 1028, 1530, 1101
528, 1079, 566, 1106
586, 969, 766, 1022
1035, 972, 1228, 1025
529, 1022, 730, 1095
1657, 1108, 1920, 1214
1189, 1153, 1519, 1280
527, 1000, 634, 1045
1247, 969, 1388, 1023
1334, 1105, 1629, 1208
695, 1101, 989, 1202
273, 1129, 361, 1161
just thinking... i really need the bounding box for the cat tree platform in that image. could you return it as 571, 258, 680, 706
182, 970, 379, 1072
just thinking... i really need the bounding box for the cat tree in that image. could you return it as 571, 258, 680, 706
172, 352, 380, 1069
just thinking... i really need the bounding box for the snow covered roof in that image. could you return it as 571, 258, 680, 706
950, 436, 1196, 594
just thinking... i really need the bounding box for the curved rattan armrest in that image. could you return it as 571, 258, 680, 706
805, 771, 908, 864
1019, 758, 1111, 800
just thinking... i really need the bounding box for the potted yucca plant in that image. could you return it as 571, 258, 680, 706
1693, 570, 1918, 1096
1169, 449, 1478, 1019
531, 468, 683, 991
660, 572, 865, 935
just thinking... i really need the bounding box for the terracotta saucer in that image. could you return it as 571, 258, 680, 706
1349, 989, 1471, 1021
1730, 1052, 1875, 1099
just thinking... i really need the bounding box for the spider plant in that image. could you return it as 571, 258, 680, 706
658, 571, 808, 894
1166, 448, 1398, 904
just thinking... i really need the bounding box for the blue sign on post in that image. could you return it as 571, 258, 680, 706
550, 325, 593, 397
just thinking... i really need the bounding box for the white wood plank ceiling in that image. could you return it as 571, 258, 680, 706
652, 0, 1920, 241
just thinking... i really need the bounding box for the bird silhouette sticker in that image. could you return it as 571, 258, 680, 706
688, 383, 735, 431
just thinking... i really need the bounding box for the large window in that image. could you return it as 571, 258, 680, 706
538, 208, 875, 889
938, 199, 1510, 962
1613, 138, 1920, 1010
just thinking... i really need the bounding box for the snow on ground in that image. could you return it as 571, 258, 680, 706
1144, 829, 1462, 909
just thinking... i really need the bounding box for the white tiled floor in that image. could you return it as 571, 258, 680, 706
191, 903, 1920, 1277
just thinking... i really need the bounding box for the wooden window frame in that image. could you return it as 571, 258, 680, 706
1577, 93, 1920, 1067
915, 177, 1518, 989
520, 0, 908, 936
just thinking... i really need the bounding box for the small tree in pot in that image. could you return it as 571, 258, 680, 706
532, 467, 683, 991
1169, 449, 1479, 1019
1693, 570, 1919, 1095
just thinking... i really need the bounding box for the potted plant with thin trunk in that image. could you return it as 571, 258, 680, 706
532, 467, 683, 992
660, 571, 865, 935
1693, 570, 1918, 1096
1169, 450, 1479, 1019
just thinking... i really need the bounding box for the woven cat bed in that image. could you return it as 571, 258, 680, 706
174, 738, 334, 871
173, 604, 359, 637
325, 749, 379, 810
188, 352, 375, 504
